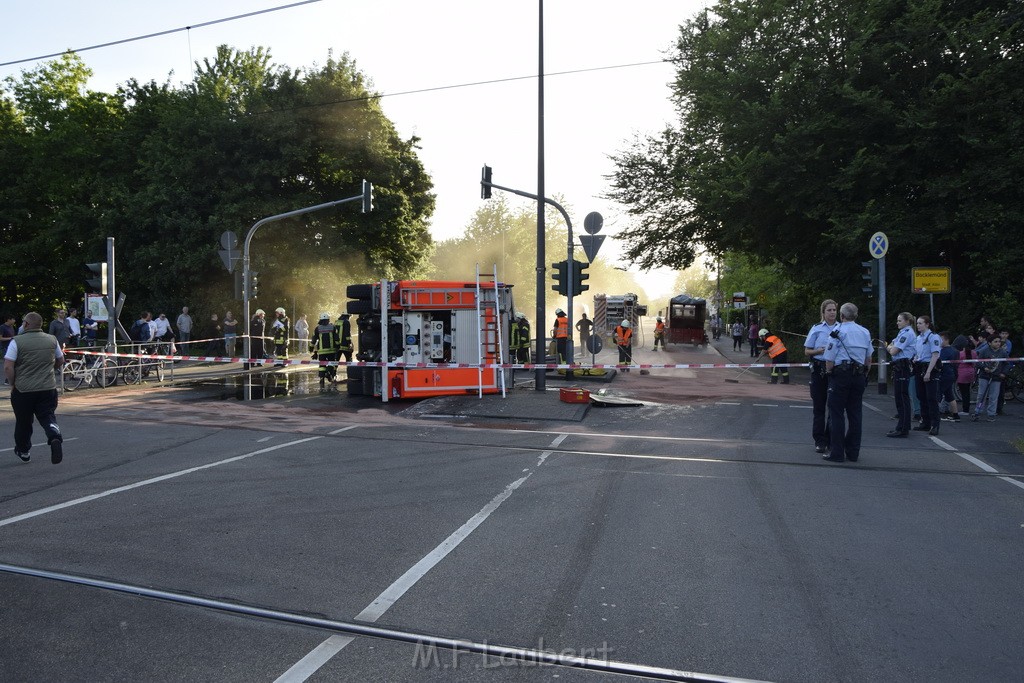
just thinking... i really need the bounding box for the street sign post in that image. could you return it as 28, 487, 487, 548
911, 267, 951, 294
870, 232, 888, 395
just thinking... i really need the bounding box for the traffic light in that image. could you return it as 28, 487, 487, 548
361, 179, 374, 213
571, 259, 589, 294
861, 260, 878, 298
86, 262, 107, 294
250, 271, 259, 299
551, 260, 568, 295
481, 165, 492, 199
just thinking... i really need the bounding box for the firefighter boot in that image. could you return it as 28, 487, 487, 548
781, 374, 790, 385
769, 375, 778, 384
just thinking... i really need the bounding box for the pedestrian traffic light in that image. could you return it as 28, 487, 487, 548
481, 165, 493, 199
361, 179, 374, 213
250, 271, 259, 299
86, 262, 107, 294
571, 259, 589, 294
551, 260, 568, 296
861, 260, 878, 298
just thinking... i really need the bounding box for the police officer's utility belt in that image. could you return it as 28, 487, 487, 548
811, 359, 828, 376
913, 361, 934, 376
833, 361, 867, 376
891, 358, 911, 370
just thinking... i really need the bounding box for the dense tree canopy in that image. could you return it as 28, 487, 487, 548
0, 47, 435, 323
609, 0, 1023, 331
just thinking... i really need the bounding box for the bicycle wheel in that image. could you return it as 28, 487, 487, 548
156, 362, 166, 382
62, 359, 86, 391
121, 362, 142, 385
95, 358, 118, 387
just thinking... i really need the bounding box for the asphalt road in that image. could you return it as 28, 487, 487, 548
1, 339, 1022, 682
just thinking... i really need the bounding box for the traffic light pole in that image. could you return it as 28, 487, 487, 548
242, 186, 373, 364
480, 179, 577, 380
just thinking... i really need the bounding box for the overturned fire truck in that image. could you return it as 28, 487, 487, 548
345, 278, 516, 400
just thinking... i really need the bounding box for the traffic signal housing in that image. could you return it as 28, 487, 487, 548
481, 165, 492, 199
86, 262, 107, 294
250, 271, 259, 299
551, 260, 568, 296
571, 259, 589, 294
362, 179, 374, 214
861, 260, 878, 298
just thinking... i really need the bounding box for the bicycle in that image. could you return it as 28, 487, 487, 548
120, 344, 167, 385
61, 351, 119, 391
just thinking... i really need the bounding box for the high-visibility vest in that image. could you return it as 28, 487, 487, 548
654, 321, 665, 338
615, 325, 632, 347
764, 334, 786, 358
554, 315, 569, 339
313, 323, 339, 353
338, 319, 353, 352
273, 317, 289, 344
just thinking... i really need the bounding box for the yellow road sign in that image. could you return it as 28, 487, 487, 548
912, 267, 951, 294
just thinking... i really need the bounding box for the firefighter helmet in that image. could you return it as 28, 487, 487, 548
275, 307, 286, 315
319, 311, 331, 321
254, 309, 265, 316
656, 316, 663, 322
555, 308, 565, 316
759, 328, 769, 338
515, 311, 525, 320
621, 319, 631, 328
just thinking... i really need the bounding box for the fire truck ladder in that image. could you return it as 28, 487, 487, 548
476, 264, 507, 398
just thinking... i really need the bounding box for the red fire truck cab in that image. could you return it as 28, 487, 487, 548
345, 279, 515, 400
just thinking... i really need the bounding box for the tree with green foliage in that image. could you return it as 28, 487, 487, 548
609, 0, 1024, 333
0, 47, 435, 326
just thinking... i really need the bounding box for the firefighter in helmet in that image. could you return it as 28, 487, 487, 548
310, 312, 340, 386
337, 313, 353, 364
512, 312, 531, 364
653, 316, 666, 351
759, 328, 789, 384
552, 308, 569, 363
614, 318, 633, 372
272, 307, 290, 363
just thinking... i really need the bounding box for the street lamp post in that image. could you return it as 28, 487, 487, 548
242, 182, 373, 364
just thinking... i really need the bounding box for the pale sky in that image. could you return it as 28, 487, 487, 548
2, 0, 707, 298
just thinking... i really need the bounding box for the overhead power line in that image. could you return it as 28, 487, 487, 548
0, 0, 323, 68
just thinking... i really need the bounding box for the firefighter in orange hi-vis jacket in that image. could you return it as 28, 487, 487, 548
759, 328, 789, 384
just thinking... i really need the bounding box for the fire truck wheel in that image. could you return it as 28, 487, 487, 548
346, 284, 373, 300
347, 379, 364, 395
347, 300, 373, 314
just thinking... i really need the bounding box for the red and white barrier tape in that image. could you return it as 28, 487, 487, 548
69, 349, 1024, 372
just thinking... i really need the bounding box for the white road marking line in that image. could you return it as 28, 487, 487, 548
715, 402, 741, 405
257, 437, 272, 443
0, 437, 322, 528
789, 405, 812, 409
932, 437, 1024, 494
328, 426, 358, 435
273, 434, 566, 682
863, 402, 884, 415
752, 403, 778, 407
